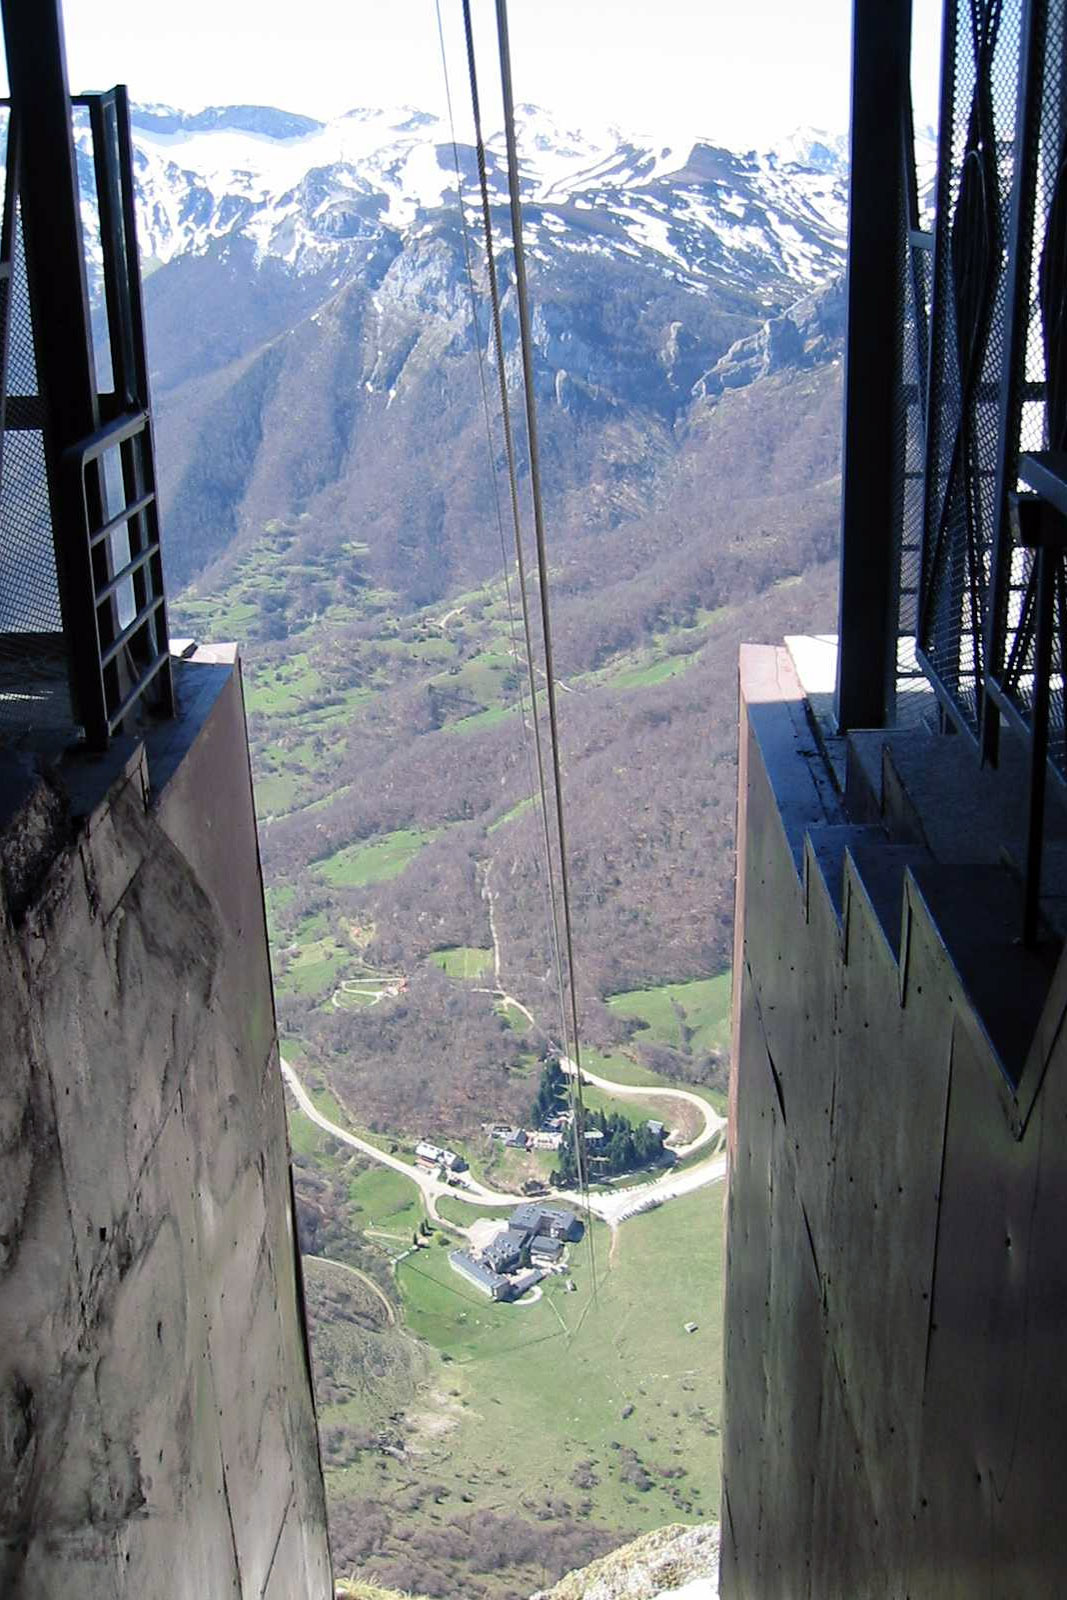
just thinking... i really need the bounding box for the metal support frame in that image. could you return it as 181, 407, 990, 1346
61, 409, 170, 739
77, 87, 174, 735
1, 0, 172, 749
1, 0, 105, 741
981, 0, 1047, 766
1014, 454, 1067, 945
834, 0, 914, 732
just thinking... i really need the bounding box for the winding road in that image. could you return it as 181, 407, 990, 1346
281, 1054, 726, 1236
477, 868, 725, 1161
330, 971, 406, 1011
285, 858, 728, 1237
281, 1057, 508, 1231
303, 1253, 397, 1324
557, 1051, 723, 1160
470, 982, 726, 1163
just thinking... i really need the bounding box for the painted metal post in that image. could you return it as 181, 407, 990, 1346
835, 0, 914, 731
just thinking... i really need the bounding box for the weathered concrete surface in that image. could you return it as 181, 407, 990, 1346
721, 641, 1067, 1598
0, 653, 331, 1599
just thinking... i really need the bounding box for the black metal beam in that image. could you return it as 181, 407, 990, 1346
1, 0, 108, 745
981, 0, 1044, 768
834, 0, 914, 732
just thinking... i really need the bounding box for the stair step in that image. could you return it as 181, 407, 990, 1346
847, 840, 932, 960
805, 824, 884, 921
908, 861, 1059, 1086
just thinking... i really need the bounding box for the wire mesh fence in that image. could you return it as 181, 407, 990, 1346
0, 88, 173, 746
892, 122, 934, 724
988, 0, 1067, 777
919, 0, 1027, 736
0, 169, 71, 732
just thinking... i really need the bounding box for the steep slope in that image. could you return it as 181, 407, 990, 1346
532, 1521, 720, 1599
148, 108, 847, 1135
169, 358, 840, 1141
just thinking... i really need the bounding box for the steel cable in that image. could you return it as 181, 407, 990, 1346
491, 0, 599, 1301
434, 0, 535, 789
456, 0, 574, 1078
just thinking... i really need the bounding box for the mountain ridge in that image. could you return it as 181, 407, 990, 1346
115, 100, 849, 599
82, 101, 848, 294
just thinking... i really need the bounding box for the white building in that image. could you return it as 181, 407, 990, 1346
527, 1130, 563, 1150
415, 1139, 468, 1172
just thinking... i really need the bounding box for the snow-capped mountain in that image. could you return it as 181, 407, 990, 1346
108, 103, 851, 596
75, 101, 847, 300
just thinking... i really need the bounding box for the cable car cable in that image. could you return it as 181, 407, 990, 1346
459, 0, 574, 1073
492, 0, 599, 1302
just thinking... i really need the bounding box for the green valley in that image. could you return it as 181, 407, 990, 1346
169, 352, 838, 1599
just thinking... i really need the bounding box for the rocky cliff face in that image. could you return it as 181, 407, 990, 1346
331, 1522, 719, 1600
531, 1522, 719, 1600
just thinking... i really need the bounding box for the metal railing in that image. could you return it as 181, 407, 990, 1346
63, 87, 173, 747
63, 408, 171, 742
839, 0, 1067, 943
915, 0, 1067, 940
0, 77, 172, 749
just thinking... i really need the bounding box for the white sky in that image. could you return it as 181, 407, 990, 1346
47, 0, 943, 151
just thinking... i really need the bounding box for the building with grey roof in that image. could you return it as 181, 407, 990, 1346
510, 1202, 582, 1241
449, 1249, 509, 1300
510, 1268, 544, 1297
509, 1202, 545, 1234
482, 1227, 529, 1274
542, 1204, 581, 1237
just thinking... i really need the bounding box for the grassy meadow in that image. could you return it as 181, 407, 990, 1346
607, 974, 733, 1058
323, 1187, 724, 1540
314, 827, 442, 888
428, 945, 493, 979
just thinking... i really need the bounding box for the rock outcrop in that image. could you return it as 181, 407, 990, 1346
530, 1521, 720, 1600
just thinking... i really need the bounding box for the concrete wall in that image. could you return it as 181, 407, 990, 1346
0, 653, 331, 1599
722, 642, 1067, 1598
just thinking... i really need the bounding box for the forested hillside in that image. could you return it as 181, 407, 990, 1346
170, 358, 839, 1136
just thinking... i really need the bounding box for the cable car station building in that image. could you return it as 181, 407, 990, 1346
723, 0, 1067, 1592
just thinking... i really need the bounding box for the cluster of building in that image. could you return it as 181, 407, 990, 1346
486, 1123, 536, 1149
486, 1112, 625, 1153
449, 1203, 582, 1302
414, 1139, 467, 1173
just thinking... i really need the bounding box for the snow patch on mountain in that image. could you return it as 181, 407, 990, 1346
73, 101, 849, 303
